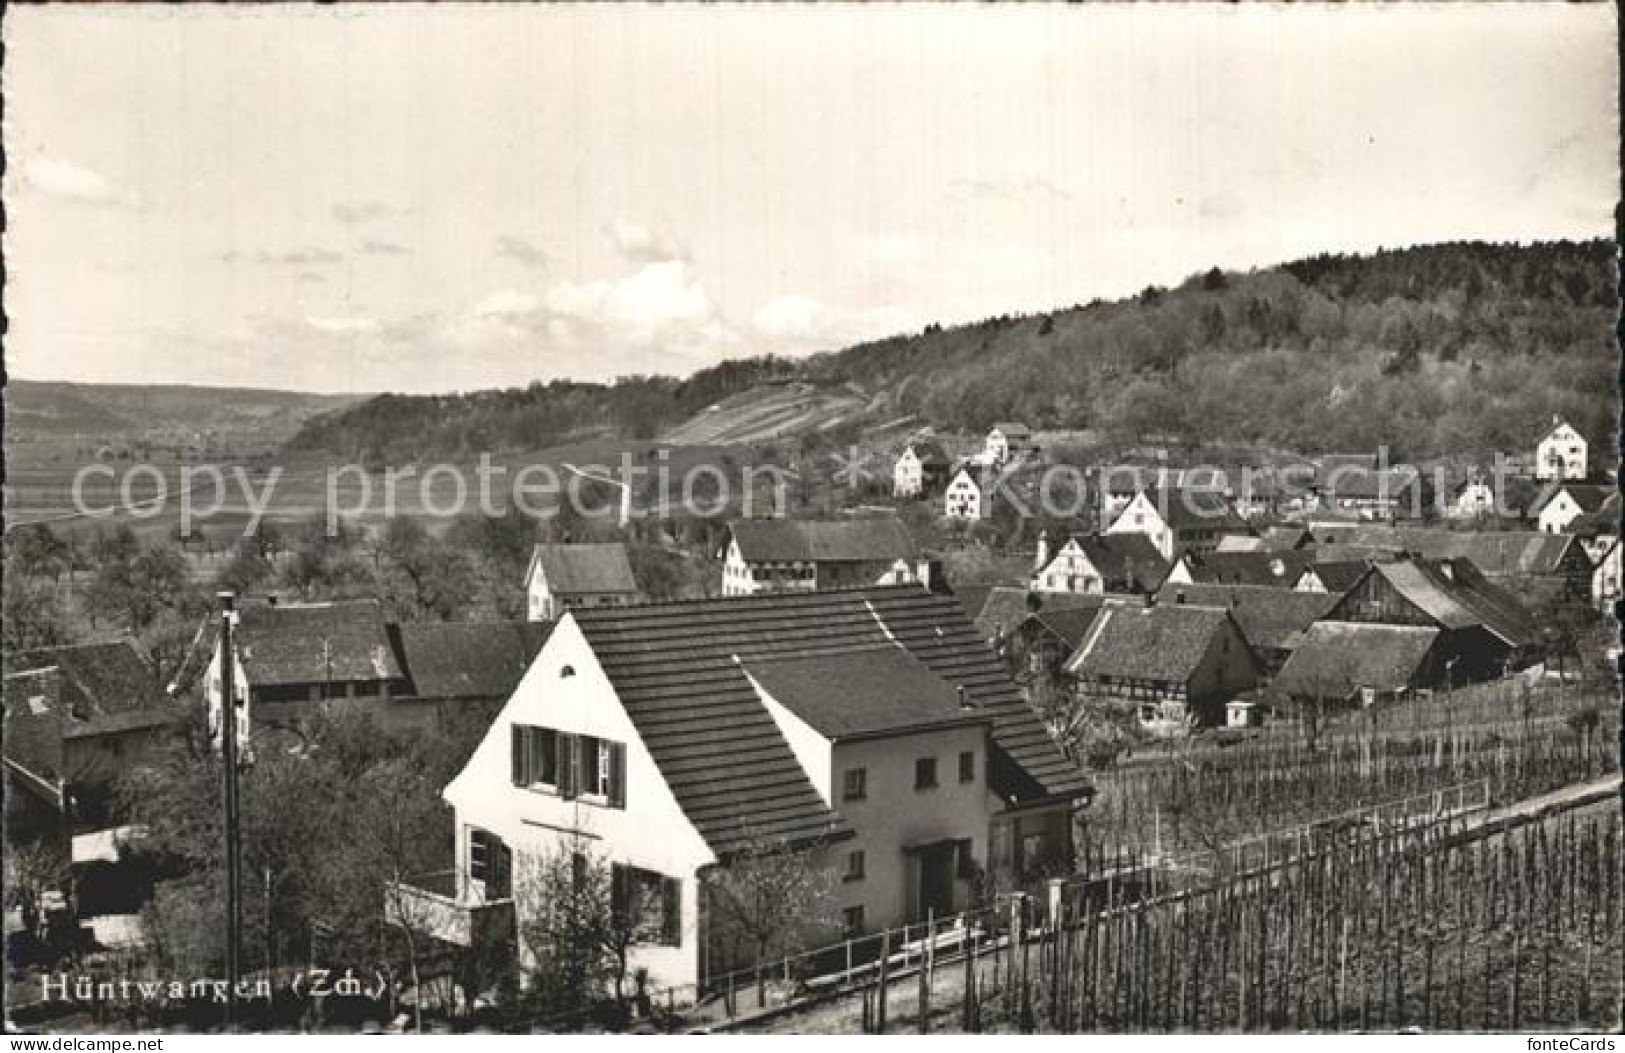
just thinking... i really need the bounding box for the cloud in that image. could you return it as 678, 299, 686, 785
607, 220, 688, 265
752, 294, 827, 341
474, 289, 542, 319
305, 314, 381, 336
331, 201, 399, 225
359, 238, 410, 256
547, 260, 715, 344
20, 157, 132, 206
496, 236, 549, 269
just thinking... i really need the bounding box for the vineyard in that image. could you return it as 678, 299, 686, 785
1080, 680, 1619, 862
753, 800, 1622, 1034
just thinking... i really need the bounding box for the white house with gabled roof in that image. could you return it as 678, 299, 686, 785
1535, 417, 1587, 481
409, 587, 1089, 994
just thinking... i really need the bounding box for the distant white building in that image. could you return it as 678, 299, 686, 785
525, 544, 643, 622
1534, 418, 1587, 481
944, 466, 993, 521
1532, 482, 1614, 535
893, 440, 951, 498
1447, 478, 1498, 521
983, 423, 1034, 466
720, 518, 921, 595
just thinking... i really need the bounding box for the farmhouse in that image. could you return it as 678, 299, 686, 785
201, 599, 551, 731
1307, 526, 1594, 602
1065, 598, 1263, 730
424, 587, 1090, 990
525, 542, 642, 621
1447, 476, 1499, 521
721, 518, 922, 595
1271, 623, 1446, 706
1105, 486, 1246, 560
984, 422, 1035, 465
3, 640, 186, 839
1322, 558, 1544, 683
943, 464, 998, 521
893, 440, 951, 498
1032, 530, 1167, 596
1153, 582, 1335, 676
1534, 417, 1587, 481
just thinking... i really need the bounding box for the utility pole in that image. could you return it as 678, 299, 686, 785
218, 591, 244, 1029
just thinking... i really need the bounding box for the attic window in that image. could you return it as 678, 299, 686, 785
560, 665, 576, 678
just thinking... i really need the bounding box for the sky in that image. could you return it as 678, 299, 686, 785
3, 4, 1617, 395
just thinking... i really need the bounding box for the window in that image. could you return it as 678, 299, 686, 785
843, 850, 865, 883
915, 757, 938, 790
468, 828, 511, 899
842, 767, 867, 802
511, 725, 558, 789
512, 726, 624, 808
842, 905, 865, 937
612, 864, 681, 946
958, 750, 976, 784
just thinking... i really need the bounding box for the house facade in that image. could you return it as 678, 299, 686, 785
1534, 418, 1587, 481
524, 543, 643, 621
424, 587, 1089, 991
720, 519, 922, 595
1533, 483, 1614, 535
944, 466, 992, 521
1032, 531, 1166, 596
984, 423, 1034, 466
893, 441, 951, 498
1322, 559, 1544, 684
1065, 600, 1263, 731
1105, 487, 1244, 561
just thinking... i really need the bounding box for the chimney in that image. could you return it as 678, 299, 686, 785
958, 685, 975, 710
1034, 528, 1050, 572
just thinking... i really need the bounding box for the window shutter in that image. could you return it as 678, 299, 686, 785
661, 877, 681, 945
608, 742, 627, 809
558, 733, 577, 799
510, 726, 526, 786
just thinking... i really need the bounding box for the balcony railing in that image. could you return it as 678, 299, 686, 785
388, 869, 514, 948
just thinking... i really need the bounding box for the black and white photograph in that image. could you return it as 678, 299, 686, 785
2, 1, 1620, 1041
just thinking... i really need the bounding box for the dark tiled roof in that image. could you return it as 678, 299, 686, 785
1311, 527, 1584, 578
1022, 602, 1110, 652
4, 639, 183, 740
1155, 583, 1334, 652
1357, 560, 1543, 649
527, 543, 640, 595
746, 646, 987, 740
1065, 602, 1238, 684
1569, 492, 1621, 538
729, 518, 917, 564
1272, 622, 1441, 700
970, 586, 1034, 643
393, 621, 553, 701
1178, 550, 1312, 588
1304, 560, 1376, 593
1061, 533, 1169, 590
1262, 525, 1312, 551
235, 599, 404, 687
572, 587, 1088, 857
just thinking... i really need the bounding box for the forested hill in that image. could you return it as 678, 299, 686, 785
291, 240, 1618, 463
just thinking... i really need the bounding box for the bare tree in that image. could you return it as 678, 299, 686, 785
3, 836, 69, 944
701, 828, 838, 1001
